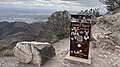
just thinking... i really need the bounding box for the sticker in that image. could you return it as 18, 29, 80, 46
71, 17, 79, 22
71, 32, 74, 35
81, 20, 84, 23
76, 32, 79, 36
84, 30, 89, 40
85, 31, 89, 35
84, 55, 87, 56
77, 44, 81, 47
73, 50, 81, 54
87, 18, 91, 22
79, 50, 82, 52
83, 17, 86, 19
74, 36, 77, 39
71, 51, 73, 53
71, 28, 74, 30
71, 17, 76, 22
80, 31, 84, 34
76, 27, 80, 32
73, 27, 76, 30
84, 36, 89, 40
71, 32, 79, 36
71, 38, 74, 40
76, 36, 83, 42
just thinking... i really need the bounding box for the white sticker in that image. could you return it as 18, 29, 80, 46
77, 44, 81, 47
71, 38, 74, 40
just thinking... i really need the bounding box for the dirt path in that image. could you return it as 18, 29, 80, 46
42, 38, 120, 67
0, 38, 120, 67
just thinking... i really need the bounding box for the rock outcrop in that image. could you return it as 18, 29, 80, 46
13, 41, 56, 66
92, 13, 120, 51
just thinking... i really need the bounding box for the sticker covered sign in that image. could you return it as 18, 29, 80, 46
70, 15, 91, 59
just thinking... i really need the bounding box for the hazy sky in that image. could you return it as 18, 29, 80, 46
0, 0, 106, 11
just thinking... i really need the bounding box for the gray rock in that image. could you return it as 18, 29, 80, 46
13, 41, 56, 66
91, 13, 120, 51
14, 43, 32, 63
0, 63, 1, 67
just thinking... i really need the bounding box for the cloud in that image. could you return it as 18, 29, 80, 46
0, 0, 106, 12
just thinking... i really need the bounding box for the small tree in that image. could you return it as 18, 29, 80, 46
78, 8, 101, 17
46, 10, 71, 39
100, 0, 120, 11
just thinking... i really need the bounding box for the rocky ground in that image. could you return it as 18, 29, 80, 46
0, 38, 120, 67
0, 13, 120, 67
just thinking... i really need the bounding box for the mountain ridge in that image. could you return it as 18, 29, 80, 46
0, 21, 45, 56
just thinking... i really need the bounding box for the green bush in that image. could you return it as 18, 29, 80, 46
45, 10, 70, 39
2, 49, 13, 57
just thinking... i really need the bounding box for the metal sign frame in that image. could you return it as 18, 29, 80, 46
70, 14, 92, 59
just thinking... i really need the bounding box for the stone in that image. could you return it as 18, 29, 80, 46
98, 54, 103, 58
13, 41, 56, 66
14, 43, 32, 63
104, 55, 108, 59
115, 46, 120, 49
0, 63, 1, 66
91, 13, 120, 51
107, 52, 111, 55
65, 52, 91, 64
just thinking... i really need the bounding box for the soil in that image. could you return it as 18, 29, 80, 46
0, 38, 120, 67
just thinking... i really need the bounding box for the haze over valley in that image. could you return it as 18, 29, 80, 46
0, 0, 106, 23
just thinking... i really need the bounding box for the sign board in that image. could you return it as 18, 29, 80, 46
70, 15, 91, 59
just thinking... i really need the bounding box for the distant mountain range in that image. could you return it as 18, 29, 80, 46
0, 7, 82, 23
0, 21, 45, 56
0, 7, 53, 23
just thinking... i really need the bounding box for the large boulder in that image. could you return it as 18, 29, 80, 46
13, 41, 56, 66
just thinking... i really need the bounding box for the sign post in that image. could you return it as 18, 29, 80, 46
65, 14, 92, 64
70, 14, 91, 59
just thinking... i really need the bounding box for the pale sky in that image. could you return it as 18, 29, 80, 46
0, 0, 106, 11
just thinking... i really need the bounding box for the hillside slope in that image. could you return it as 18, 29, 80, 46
42, 38, 120, 67
0, 12, 120, 67
0, 38, 120, 67
0, 21, 45, 56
